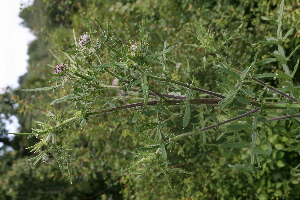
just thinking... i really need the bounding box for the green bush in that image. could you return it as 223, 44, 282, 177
1, 0, 299, 199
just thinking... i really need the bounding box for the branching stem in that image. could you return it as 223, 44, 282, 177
171, 108, 260, 140
252, 77, 298, 103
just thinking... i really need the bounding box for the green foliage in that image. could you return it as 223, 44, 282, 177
1, 0, 300, 199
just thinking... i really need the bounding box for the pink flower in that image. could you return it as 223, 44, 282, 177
54, 64, 66, 74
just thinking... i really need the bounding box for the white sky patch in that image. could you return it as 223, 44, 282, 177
0, 0, 35, 90
0, 0, 35, 133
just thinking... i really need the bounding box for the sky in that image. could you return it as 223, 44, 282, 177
0, 0, 35, 133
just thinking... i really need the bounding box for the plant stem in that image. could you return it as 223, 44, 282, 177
267, 114, 300, 121
252, 77, 298, 103
148, 75, 226, 99
232, 68, 298, 103
171, 107, 260, 140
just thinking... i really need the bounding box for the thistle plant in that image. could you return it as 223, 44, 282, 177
20, 1, 300, 184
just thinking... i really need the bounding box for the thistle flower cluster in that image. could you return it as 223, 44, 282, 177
130, 42, 138, 52
78, 33, 91, 47
54, 64, 66, 74
42, 154, 53, 164
53, 33, 91, 75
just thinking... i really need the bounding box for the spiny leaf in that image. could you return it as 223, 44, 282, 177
22, 86, 59, 92
254, 58, 277, 66
216, 72, 235, 88
235, 95, 249, 105
241, 87, 255, 98
219, 91, 236, 109
50, 94, 80, 105
240, 66, 251, 80
253, 73, 277, 79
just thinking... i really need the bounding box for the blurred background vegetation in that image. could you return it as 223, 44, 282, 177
0, 0, 300, 199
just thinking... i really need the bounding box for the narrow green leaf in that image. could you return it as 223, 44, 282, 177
235, 95, 249, 105
115, 62, 127, 67
283, 25, 296, 41
254, 58, 277, 66
271, 51, 287, 64
227, 124, 251, 131
157, 128, 162, 140
251, 147, 270, 155
155, 45, 176, 56
277, 71, 292, 81
22, 86, 58, 92
160, 143, 167, 160
74, 73, 93, 81
219, 91, 236, 109
216, 131, 227, 141
229, 163, 253, 169
11, 133, 35, 135
50, 94, 79, 105
141, 75, 149, 105
221, 142, 252, 148
255, 40, 278, 46
288, 45, 300, 59
183, 103, 191, 128
83, 15, 93, 33
277, 0, 284, 39
220, 67, 240, 80
216, 72, 234, 88
291, 59, 299, 78
241, 87, 255, 98
261, 16, 278, 24
49, 49, 63, 63
183, 90, 191, 128
240, 66, 251, 80
62, 51, 76, 64
253, 73, 277, 79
